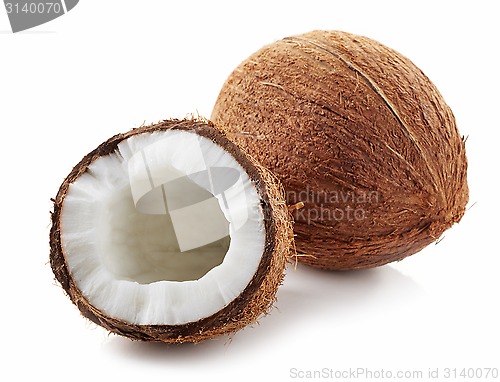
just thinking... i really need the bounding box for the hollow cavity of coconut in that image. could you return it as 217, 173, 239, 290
212, 30, 468, 270
50, 119, 293, 343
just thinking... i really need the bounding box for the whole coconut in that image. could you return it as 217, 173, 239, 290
212, 30, 468, 270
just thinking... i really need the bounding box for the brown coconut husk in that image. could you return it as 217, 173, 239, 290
50, 119, 294, 343
211, 30, 468, 270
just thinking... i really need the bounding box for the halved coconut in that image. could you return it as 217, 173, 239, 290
50, 119, 293, 343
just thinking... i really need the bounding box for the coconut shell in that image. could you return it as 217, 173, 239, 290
211, 30, 468, 270
50, 119, 294, 343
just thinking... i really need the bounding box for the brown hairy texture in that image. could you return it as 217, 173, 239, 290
211, 30, 468, 270
50, 119, 294, 343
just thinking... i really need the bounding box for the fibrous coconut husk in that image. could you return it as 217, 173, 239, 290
212, 30, 468, 270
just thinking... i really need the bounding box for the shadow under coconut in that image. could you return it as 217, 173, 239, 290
104, 332, 232, 363
104, 263, 423, 360
276, 263, 422, 322
234, 263, 424, 345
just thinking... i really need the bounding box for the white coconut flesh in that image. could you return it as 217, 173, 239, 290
60, 130, 266, 326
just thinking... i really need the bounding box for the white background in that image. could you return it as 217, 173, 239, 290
1, 1, 499, 381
